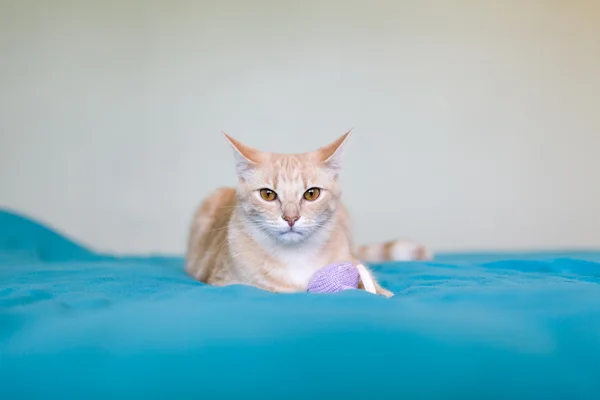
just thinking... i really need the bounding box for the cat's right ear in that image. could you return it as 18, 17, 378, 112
316, 129, 352, 178
222, 132, 261, 181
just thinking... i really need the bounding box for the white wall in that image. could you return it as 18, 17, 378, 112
1, 0, 599, 254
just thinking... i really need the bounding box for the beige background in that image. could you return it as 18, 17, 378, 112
1, 0, 599, 254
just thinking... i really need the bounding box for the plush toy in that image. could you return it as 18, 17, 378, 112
307, 262, 377, 294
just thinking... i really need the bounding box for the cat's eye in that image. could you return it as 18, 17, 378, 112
303, 188, 321, 201
259, 188, 277, 201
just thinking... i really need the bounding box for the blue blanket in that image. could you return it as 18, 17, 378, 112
1, 209, 600, 399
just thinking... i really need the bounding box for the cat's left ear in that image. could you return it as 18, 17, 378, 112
222, 132, 262, 181
317, 129, 352, 177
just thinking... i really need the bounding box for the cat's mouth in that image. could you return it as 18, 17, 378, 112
281, 228, 301, 235
277, 228, 305, 242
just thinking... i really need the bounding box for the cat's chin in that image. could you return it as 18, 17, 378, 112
276, 231, 307, 245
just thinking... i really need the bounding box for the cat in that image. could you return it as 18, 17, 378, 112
185, 130, 431, 297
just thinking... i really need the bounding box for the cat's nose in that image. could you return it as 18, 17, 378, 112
282, 214, 300, 227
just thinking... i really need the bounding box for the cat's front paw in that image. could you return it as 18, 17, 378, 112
377, 287, 394, 298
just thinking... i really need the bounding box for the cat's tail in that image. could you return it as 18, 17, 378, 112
355, 239, 433, 263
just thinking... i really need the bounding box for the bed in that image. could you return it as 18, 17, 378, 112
1, 209, 600, 399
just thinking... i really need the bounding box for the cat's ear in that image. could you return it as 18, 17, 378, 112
222, 132, 261, 181
317, 129, 352, 177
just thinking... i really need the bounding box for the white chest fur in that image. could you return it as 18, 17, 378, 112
274, 247, 326, 288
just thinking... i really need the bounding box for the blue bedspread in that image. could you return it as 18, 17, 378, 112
1, 209, 600, 399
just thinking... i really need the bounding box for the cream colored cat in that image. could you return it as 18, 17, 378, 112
185, 130, 430, 297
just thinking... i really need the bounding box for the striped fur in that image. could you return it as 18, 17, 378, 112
185, 131, 430, 297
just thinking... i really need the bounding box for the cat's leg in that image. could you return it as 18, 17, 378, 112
357, 276, 394, 298
354, 239, 431, 297
352, 259, 395, 298
355, 239, 432, 263
374, 283, 394, 298
185, 187, 237, 282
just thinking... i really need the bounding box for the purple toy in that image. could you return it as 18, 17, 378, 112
307, 262, 377, 294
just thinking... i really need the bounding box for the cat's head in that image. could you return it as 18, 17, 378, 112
224, 131, 351, 246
